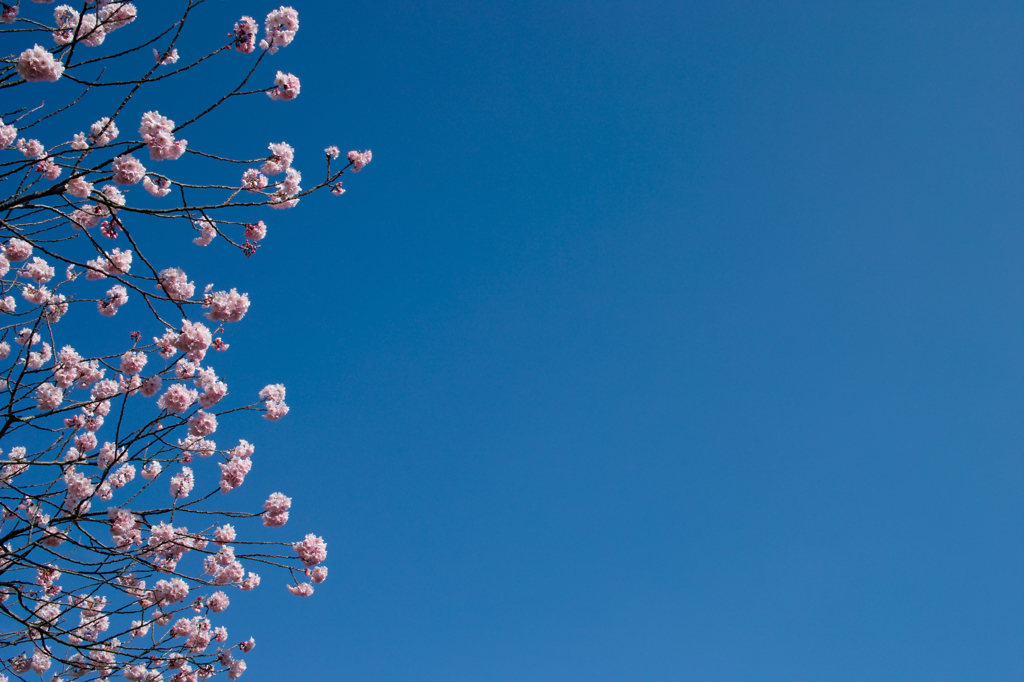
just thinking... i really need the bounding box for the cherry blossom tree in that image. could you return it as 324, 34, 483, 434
0, 2, 370, 680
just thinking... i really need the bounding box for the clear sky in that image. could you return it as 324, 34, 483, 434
65, 0, 1024, 679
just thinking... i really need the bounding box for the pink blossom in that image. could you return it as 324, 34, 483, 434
228, 659, 246, 680
259, 384, 286, 403
143, 176, 172, 197
141, 461, 162, 480
286, 583, 313, 597
241, 169, 267, 192
154, 578, 190, 605
293, 534, 327, 567
30, 650, 50, 674
263, 511, 288, 528
98, 2, 136, 32
72, 132, 89, 149
20, 139, 44, 158
35, 156, 61, 181
140, 376, 162, 397
244, 221, 267, 240
176, 360, 197, 379
239, 637, 255, 653
112, 154, 146, 185
232, 16, 258, 53
331, 184, 346, 195
170, 617, 194, 638
139, 111, 187, 161
309, 566, 328, 584
261, 6, 298, 54
262, 491, 290, 528
157, 384, 198, 413
119, 351, 147, 374
240, 572, 261, 591
199, 381, 227, 408
214, 524, 235, 544
0, 297, 13, 313
53, 8, 106, 47
89, 117, 119, 146
99, 184, 126, 210
263, 492, 292, 514
24, 256, 55, 283
23, 284, 51, 305
265, 401, 290, 421
261, 142, 294, 175
325, 145, 340, 159
228, 440, 255, 459
268, 190, 298, 209
74, 431, 97, 451
204, 288, 250, 323
206, 591, 229, 613
218, 456, 252, 494
18, 45, 65, 82
154, 48, 179, 65
188, 411, 217, 437
70, 204, 102, 229
66, 176, 94, 198
64, 470, 95, 503
348, 149, 372, 172
157, 268, 195, 301
175, 320, 212, 361
91, 378, 119, 400
170, 466, 194, 498
4, 239, 32, 262
1, 4, 17, 24
0, 119, 16, 148
267, 71, 300, 101
98, 284, 128, 316
36, 383, 63, 411
193, 217, 217, 246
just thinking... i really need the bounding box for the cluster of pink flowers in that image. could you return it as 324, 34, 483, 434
261, 141, 294, 175
188, 411, 218, 437
259, 384, 289, 420
0, 118, 17, 149
293, 534, 327, 567
232, 15, 258, 53
260, 6, 299, 54
193, 217, 217, 247
267, 71, 300, 101
241, 169, 267, 192
97, 284, 128, 316
154, 47, 179, 65
157, 383, 198, 414
244, 221, 267, 240
139, 111, 187, 161
112, 154, 146, 185
175, 320, 213, 361
52, 6, 102, 47
90, 117, 119, 146
85, 247, 132, 280
143, 176, 172, 197
23, 256, 55, 284
219, 441, 254, 494
262, 492, 291, 527
34, 157, 61, 181
204, 288, 250, 322
156, 267, 195, 301
17, 45, 64, 83
349, 149, 373, 172
269, 168, 301, 209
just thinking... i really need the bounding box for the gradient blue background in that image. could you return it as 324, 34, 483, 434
34, 0, 1024, 679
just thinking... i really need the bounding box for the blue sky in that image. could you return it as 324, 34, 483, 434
19, 0, 1024, 679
